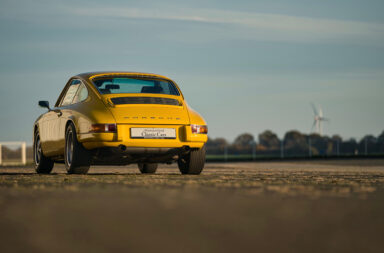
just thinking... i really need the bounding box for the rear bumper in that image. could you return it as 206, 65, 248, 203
89, 145, 192, 165
78, 124, 207, 150
81, 140, 205, 150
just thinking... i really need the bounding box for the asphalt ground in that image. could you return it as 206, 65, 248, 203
1, 159, 384, 253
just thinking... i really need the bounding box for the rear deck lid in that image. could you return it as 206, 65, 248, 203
102, 94, 190, 125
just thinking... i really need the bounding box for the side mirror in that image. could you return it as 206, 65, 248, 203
38, 101, 51, 110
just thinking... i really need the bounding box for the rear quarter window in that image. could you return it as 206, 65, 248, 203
72, 83, 88, 104
61, 80, 81, 106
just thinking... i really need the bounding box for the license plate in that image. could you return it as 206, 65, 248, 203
130, 128, 176, 139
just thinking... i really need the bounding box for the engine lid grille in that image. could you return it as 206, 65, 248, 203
111, 97, 180, 106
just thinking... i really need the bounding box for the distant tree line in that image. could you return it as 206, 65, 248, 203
1, 130, 383, 162
206, 130, 384, 157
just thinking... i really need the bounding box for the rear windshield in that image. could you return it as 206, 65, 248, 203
92, 77, 180, 96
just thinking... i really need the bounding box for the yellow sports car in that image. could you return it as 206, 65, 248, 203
33, 72, 208, 175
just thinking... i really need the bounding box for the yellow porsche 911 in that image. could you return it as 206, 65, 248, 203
33, 72, 208, 175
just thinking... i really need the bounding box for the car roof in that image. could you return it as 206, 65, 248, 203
75, 71, 172, 81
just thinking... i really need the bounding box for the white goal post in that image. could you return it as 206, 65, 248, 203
0, 142, 27, 166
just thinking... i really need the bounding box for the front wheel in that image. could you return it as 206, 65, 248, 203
65, 123, 91, 174
34, 130, 54, 174
138, 163, 158, 174
178, 146, 206, 175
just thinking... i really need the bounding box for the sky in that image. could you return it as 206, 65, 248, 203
0, 0, 383, 144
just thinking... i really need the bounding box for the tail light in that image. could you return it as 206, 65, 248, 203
91, 124, 117, 133
191, 125, 208, 134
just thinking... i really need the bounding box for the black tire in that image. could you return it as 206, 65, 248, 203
34, 130, 54, 174
138, 163, 158, 174
178, 145, 206, 175
65, 123, 91, 174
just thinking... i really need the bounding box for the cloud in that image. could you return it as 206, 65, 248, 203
1, 0, 383, 45
66, 7, 384, 44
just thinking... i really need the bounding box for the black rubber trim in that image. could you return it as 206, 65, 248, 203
111, 97, 180, 106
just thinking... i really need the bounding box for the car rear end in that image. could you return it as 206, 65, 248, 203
80, 73, 207, 166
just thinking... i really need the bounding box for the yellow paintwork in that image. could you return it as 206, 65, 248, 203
89, 72, 173, 81
35, 72, 207, 157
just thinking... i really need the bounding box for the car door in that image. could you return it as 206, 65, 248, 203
49, 79, 82, 156
39, 109, 62, 157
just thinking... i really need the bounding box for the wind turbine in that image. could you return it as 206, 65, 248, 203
310, 103, 329, 135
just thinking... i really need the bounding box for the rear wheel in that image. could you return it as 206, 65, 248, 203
65, 123, 91, 174
34, 131, 54, 174
138, 163, 158, 174
178, 146, 206, 175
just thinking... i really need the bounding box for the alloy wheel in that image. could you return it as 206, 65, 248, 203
66, 131, 74, 166
34, 134, 41, 165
